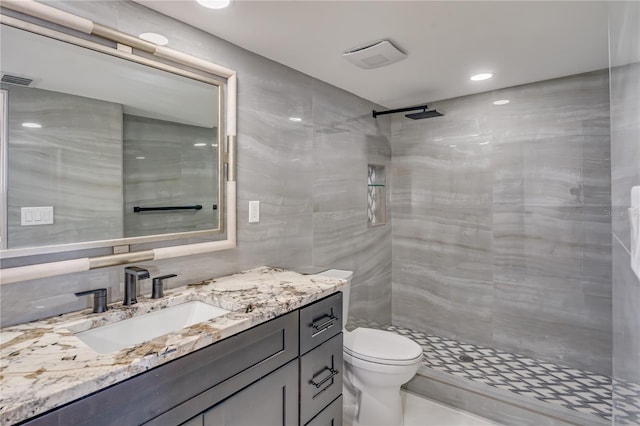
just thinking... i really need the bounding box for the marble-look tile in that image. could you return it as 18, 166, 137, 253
5, 85, 123, 249
123, 115, 219, 237
0, 1, 392, 329
612, 240, 640, 383
610, 62, 640, 251
391, 70, 612, 374
609, 3, 640, 412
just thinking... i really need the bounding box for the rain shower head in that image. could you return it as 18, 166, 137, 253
405, 109, 444, 120
372, 104, 443, 120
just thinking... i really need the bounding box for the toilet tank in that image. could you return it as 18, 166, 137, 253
315, 269, 353, 329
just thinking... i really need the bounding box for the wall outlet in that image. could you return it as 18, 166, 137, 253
21, 206, 54, 226
249, 201, 260, 223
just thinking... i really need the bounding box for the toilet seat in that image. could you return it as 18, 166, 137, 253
344, 328, 423, 365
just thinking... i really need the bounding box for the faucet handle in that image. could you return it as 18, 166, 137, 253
152, 274, 178, 299
75, 288, 108, 313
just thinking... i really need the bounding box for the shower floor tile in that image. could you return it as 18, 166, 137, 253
347, 319, 640, 423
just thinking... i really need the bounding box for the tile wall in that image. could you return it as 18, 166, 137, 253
391, 70, 612, 375
0, 0, 391, 327
609, 1, 640, 423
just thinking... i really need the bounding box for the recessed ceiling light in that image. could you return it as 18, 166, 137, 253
136, 156, 146, 159
449, 144, 457, 148
434, 137, 444, 141
21, 122, 42, 128
479, 141, 491, 145
194, 143, 207, 147
139, 32, 169, 46
493, 99, 510, 105
470, 73, 493, 81
289, 117, 302, 122
196, 0, 231, 9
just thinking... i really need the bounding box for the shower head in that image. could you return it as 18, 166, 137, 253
372, 104, 444, 120
405, 109, 443, 120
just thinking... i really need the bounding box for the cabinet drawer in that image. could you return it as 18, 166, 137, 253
305, 396, 342, 426
299, 292, 342, 355
300, 333, 343, 426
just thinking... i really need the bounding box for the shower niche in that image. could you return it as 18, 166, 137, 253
367, 164, 386, 226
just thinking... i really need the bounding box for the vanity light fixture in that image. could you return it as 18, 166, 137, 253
196, 0, 232, 9
493, 99, 510, 105
138, 32, 169, 46
194, 143, 207, 147
289, 117, 302, 122
21, 122, 42, 128
470, 73, 493, 81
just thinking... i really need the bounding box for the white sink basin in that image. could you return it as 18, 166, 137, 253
74, 301, 230, 354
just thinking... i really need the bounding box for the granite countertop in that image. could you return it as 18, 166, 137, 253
0, 267, 346, 425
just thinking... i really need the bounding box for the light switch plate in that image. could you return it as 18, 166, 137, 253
249, 201, 260, 223
21, 206, 54, 226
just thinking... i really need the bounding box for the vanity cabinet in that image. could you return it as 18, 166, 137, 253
18, 292, 343, 426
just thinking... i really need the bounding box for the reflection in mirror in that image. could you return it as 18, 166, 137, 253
1, 24, 221, 251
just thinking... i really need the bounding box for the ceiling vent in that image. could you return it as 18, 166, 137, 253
342, 40, 407, 70
1, 73, 33, 86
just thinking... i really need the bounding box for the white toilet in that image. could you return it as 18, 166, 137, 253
316, 270, 423, 426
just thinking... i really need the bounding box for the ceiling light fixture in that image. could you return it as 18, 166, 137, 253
194, 143, 207, 147
479, 141, 491, 145
21, 122, 42, 128
493, 99, 510, 105
289, 117, 302, 122
136, 156, 146, 159
470, 73, 493, 81
139, 32, 169, 46
196, 0, 231, 9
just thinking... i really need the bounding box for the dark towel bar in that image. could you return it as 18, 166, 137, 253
134, 205, 203, 213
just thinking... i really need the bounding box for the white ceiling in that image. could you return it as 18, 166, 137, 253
136, 1, 610, 108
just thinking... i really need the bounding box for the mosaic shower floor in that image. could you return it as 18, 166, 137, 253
348, 319, 640, 425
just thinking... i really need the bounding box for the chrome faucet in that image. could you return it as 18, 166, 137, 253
123, 266, 149, 305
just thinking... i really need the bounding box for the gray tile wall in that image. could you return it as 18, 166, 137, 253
5, 85, 123, 248
0, 1, 391, 326
609, 1, 640, 423
123, 114, 219, 237
391, 70, 612, 375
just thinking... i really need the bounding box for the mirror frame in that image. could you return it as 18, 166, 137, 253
0, 0, 237, 284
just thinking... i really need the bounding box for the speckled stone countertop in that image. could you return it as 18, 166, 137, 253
0, 267, 345, 425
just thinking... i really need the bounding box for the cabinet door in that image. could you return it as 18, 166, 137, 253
203, 360, 298, 426
305, 396, 342, 426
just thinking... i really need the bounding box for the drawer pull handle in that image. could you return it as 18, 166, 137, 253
311, 314, 338, 335
310, 367, 339, 389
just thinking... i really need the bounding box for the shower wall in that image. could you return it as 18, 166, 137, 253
391, 70, 612, 375
609, 2, 640, 423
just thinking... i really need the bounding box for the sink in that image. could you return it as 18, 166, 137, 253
74, 301, 230, 354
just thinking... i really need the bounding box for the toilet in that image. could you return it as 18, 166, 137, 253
316, 270, 423, 426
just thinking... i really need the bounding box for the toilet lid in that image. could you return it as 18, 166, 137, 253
344, 328, 423, 365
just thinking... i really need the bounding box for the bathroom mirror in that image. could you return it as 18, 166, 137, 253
0, 2, 237, 284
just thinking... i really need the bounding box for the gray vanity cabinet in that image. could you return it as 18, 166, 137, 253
18, 293, 344, 426
299, 293, 343, 426
202, 361, 298, 426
